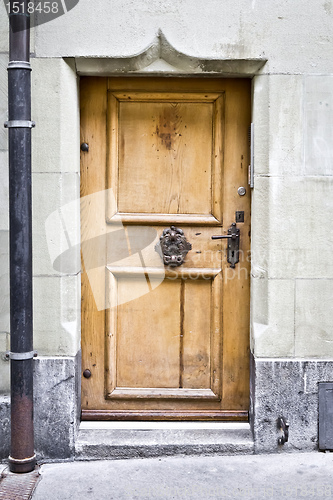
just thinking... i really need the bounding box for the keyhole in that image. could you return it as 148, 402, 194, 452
231, 251, 235, 258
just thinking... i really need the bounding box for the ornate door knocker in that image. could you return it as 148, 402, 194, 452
155, 226, 192, 267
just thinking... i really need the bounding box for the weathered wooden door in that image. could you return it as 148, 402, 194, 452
80, 77, 251, 420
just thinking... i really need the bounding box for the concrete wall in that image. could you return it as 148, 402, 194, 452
33, 0, 333, 75
252, 74, 333, 358
1, 0, 333, 457
0, 54, 81, 390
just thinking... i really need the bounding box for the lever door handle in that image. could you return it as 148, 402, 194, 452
211, 234, 238, 240
211, 222, 240, 268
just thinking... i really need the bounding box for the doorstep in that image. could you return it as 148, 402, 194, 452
75, 422, 254, 460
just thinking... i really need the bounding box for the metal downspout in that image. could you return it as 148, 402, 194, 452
5, 0, 36, 473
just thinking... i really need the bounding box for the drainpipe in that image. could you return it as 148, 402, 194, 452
5, 0, 36, 473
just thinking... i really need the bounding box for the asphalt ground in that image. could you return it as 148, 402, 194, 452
11, 452, 333, 499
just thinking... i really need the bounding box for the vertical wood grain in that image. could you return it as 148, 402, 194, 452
80, 77, 107, 409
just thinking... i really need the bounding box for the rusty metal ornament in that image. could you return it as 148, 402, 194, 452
155, 226, 192, 267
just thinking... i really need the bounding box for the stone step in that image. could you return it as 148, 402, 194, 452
75, 422, 254, 460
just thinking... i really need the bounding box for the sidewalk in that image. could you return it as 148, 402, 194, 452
2, 452, 332, 500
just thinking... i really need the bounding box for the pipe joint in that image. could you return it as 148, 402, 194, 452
9, 454, 37, 474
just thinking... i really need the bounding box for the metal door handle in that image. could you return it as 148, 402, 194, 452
211, 234, 238, 240
211, 222, 240, 268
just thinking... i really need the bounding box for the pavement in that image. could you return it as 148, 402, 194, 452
1, 452, 333, 499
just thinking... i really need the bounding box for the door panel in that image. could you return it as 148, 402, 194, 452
117, 99, 213, 215
81, 77, 251, 420
105, 271, 222, 401
107, 89, 223, 225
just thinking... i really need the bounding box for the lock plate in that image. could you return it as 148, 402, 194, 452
235, 211, 244, 223
211, 222, 240, 268
226, 223, 240, 268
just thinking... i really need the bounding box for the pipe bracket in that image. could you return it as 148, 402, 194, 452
4, 120, 35, 129
5, 350, 37, 360
7, 61, 32, 70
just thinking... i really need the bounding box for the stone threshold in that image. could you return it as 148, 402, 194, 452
75, 422, 254, 460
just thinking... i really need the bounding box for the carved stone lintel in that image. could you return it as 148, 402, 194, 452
155, 226, 192, 267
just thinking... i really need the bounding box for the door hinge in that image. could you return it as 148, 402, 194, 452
248, 123, 254, 188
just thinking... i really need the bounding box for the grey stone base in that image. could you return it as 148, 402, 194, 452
0, 395, 10, 460
0, 353, 81, 463
75, 424, 254, 460
2, 354, 333, 461
34, 353, 81, 461
251, 356, 333, 453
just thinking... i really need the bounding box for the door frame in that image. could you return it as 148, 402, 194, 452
76, 35, 266, 423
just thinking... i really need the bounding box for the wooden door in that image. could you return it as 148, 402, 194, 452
80, 77, 251, 420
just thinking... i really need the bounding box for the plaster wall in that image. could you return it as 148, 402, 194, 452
0, 56, 81, 391
33, 0, 333, 75
252, 74, 333, 358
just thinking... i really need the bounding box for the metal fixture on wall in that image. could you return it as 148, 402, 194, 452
277, 416, 289, 445
5, 0, 36, 473
248, 123, 254, 189
319, 382, 333, 450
